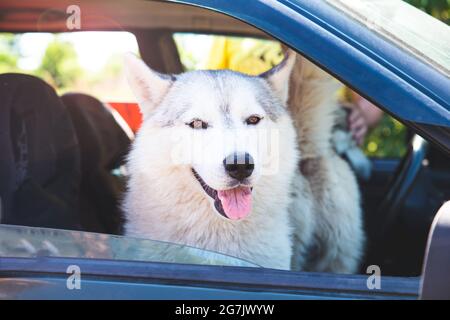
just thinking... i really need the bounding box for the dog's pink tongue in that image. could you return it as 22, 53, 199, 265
217, 187, 252, 220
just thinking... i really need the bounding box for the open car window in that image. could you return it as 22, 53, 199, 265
0, 20, 441, 276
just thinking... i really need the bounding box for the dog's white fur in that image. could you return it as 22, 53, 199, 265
288, 56, 365, 272
123, 53, 299, 269
123, 51, 364, 272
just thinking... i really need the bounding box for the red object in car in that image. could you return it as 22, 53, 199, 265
108, 102, 142, 133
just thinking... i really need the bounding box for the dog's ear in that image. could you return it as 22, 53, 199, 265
124, 53, 173, 115
259, 49, 296, 104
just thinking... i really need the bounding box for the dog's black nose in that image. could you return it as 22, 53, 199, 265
223, 153, 254, 181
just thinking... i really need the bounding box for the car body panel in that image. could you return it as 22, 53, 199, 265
421, 202, 450, 299
0, 257, 420, 300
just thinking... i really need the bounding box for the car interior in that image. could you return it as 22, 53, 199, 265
0, 0, 449, 278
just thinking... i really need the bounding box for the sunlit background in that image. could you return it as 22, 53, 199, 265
0, 0, 448, 158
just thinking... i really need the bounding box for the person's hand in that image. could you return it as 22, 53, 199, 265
348, 92, 384, 145
348, 106, 368, 146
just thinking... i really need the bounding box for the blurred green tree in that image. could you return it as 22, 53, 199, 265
37, 37, 81, 89
0, 33, 20, 73
405, 0, 450, 23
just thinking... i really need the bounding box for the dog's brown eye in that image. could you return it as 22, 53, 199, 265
187, 119, 208, 129
246, 115, 262, 125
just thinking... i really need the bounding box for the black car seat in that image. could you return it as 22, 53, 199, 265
0, 73, 82, 230
61, 93, 131, 235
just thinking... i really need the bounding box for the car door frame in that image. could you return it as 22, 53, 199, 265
0, 256, 420, 299
0, 0, 447, 300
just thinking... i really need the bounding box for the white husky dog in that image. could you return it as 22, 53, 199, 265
123, 51, 364, 272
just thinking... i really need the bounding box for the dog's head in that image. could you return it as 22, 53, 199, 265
124, 52, 296, 221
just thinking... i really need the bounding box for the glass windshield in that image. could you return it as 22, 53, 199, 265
0, 225, 258, 268
325, 0, 450, 77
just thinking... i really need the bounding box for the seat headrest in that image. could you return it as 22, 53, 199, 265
61, 93, 131, 172
0, 73, 81, 229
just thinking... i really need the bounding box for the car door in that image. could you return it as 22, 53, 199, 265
0, 0, 449, 300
